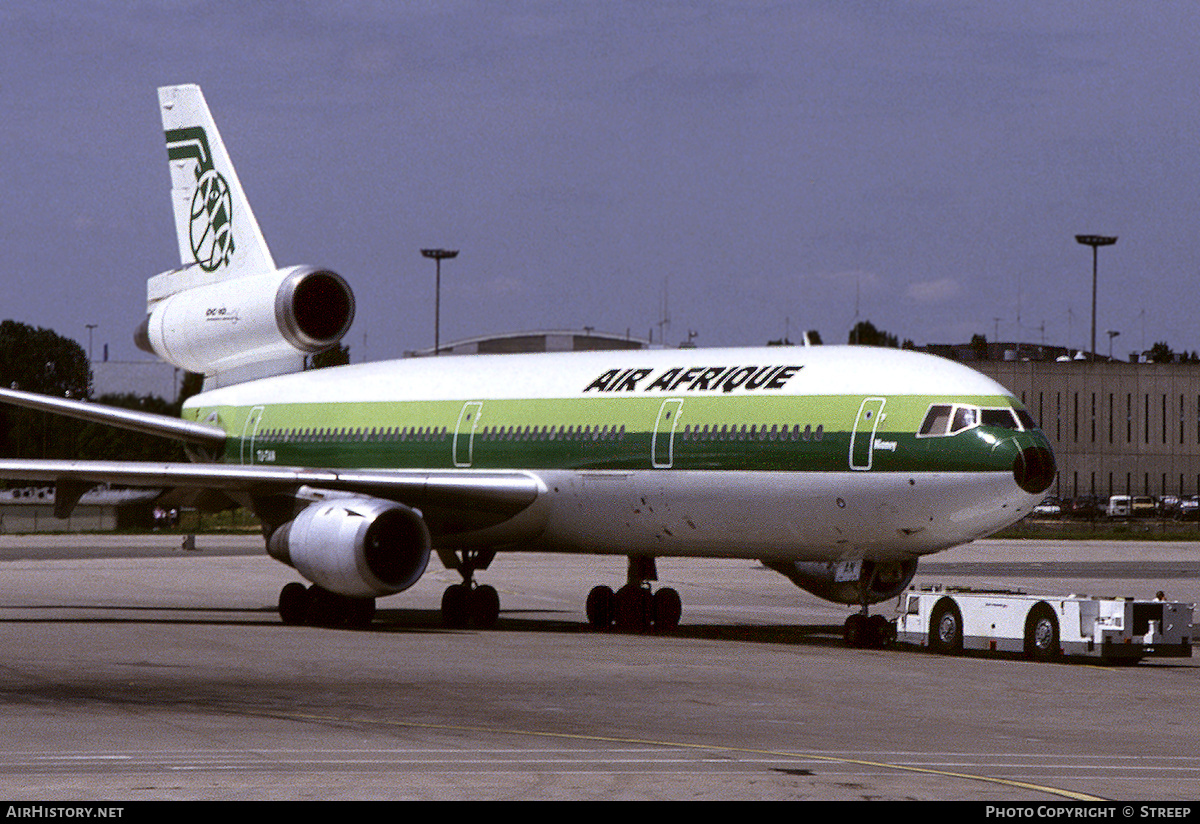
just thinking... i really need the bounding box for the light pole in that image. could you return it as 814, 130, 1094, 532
421, 248, 458, 355
1075, 234, 1117, 361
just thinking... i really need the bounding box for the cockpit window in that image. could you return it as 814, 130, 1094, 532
952, 406, 978, 432
980, 408, 1019, 429
919, 403, 1033, 437
918, 404, 952, 436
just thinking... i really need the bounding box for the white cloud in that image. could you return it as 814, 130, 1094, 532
906, 278, 961, 303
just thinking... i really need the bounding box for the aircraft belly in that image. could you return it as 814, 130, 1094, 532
522, 469, 1031, 561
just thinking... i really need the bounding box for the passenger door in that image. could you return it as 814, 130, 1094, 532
454, 401, 483, 467
652, 399, 684, 468
849, 397, 886, 470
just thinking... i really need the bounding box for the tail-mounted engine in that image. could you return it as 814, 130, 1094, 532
135, 265, 354, 387
764, 558, 918, 605
267, 496, 431, 598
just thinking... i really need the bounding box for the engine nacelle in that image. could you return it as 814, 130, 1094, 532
267, 497, 431, 598
135, 265, 354, 383
764, 558, 918, 605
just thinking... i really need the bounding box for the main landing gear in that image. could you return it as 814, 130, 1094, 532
439, 548, 501, 629
278, 582, 376, 629
586, 555, 682, 633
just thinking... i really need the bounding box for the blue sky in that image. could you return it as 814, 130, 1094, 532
4, 1, 1199, 364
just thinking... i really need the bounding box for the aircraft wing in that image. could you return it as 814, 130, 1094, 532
0, 458, 543, 532
0, 386, 227, 447
0, 388, 542, 529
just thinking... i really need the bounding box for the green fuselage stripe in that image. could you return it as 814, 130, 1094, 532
190, 393, 1036, 474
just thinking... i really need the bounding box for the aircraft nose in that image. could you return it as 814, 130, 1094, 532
1012, 440, 1056, 495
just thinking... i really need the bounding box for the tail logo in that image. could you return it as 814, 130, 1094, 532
165, 126, 236, 272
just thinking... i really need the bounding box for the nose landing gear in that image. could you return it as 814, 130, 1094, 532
843, 563, 896, 649
843, 611, 894, 649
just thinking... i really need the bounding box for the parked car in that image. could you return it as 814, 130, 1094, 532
1107, 494, 1132, 518
1131, 495, 1157, 518
1032, 497, 1062, 519
1158, 495, 1182, 518
1067, 495, 1103, 520
1177, 496, 1200, 521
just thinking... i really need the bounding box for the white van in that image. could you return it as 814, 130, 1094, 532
1107, 494, 1132, 518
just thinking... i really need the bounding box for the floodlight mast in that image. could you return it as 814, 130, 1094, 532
421, 248, 459, 356
1075, 235, 1117, 361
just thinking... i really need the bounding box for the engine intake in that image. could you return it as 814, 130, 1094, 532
267, 497, 431, 598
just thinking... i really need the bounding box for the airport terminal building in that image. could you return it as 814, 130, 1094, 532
971, 357, 1200, 502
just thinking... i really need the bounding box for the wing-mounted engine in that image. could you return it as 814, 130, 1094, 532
266, 495, 431, 598
764, 558, 918, 605
135, 265, 354, 388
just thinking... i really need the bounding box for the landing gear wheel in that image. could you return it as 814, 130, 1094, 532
308, 586, 375, 629
442, 583, 470, 628
845, 613, 893, 648
1024, 603, 1060, 662
469, 584, 500, 629
278, 582, 309, 626
867, 614, 893, 647
929, 597, 963, 654
281, 584, 375, 629
651, 587, 682, 632
344, 597, 376, 629
843, 613, 865, 647
586, 585, 616, 629
441, 583, 500, 629
615, 584, 653, 632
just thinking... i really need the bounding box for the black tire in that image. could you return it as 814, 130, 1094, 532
586, 585, 615, 629
651, 587, 682, 632
614, 584, 652, 632
843, 613, 864, 647
867, 613, 893, 648
278, 582, 309, 626
469, 584, 500, 629
441, 583, 470, 628
344, 597, 376, 629
929, 597, 963, 654
1025, 603, 1060, 661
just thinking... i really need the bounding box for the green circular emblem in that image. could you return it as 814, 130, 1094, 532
189, 169, 235, 271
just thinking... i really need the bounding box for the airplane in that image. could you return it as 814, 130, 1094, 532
0, 84, 1055, 647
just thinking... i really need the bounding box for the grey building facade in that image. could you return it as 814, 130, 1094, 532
976, 359, 1200, 500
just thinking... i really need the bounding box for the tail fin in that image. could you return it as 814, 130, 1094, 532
141, 85, 355, 390
158, 84, 275, 279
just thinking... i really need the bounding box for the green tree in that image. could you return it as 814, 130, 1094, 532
0, 321, 92, 459
970, 333, 989, 361
308, 342, 350, 370
75, 393, 187, 463
178, 371, 204, 406
848, 320, 898, 347
1149, 342, 1174, 364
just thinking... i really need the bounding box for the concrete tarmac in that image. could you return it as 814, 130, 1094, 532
0, 533, 1196, 801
